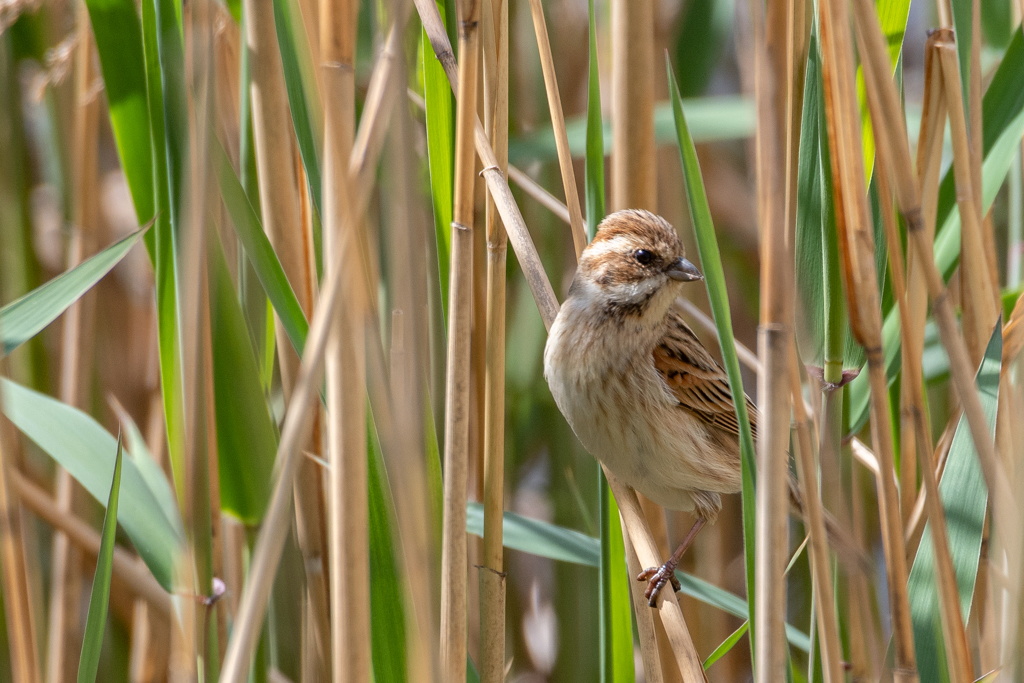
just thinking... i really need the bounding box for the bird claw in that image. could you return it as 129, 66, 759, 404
637, 563, 681, 607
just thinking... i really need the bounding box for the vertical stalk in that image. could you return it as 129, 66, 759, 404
241, 0, 332, 672
321, 0, 369, 680
46, 12, 98, 682
936, 42, 998, 366
441, 0, 480, 680
788, 349, 843, 683
819, 0, 918, 679
752, 0, 794, 677
610, 0, 655, 212
479, 0, 508, 680
526, 0, 587, 255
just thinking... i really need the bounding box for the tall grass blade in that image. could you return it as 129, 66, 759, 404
82, 0, 155, 246
421, 20, 455, 316
667, 57, 758, 641
908, 324, 1001, 682
0, 228, 148, 357
584, 0, 604, 242
76, 435, 123, 683
0, 379, 182, 590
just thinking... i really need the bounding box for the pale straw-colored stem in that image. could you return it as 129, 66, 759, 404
819, 0, 917, 678
935, 42, 998, 366
874, 149, 973, 683
787, 346, 843, 683
439, 1, 481, 681
241, 0, 332, 671
479, 0, 508, 679
525, 0, 587, 255
607, 472, 708, 682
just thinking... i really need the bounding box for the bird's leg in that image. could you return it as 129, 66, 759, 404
636, 517, 707, 607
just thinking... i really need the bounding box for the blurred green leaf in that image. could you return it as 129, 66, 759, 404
216, 140, 310, 357
209, 237, 278, 524
77, 435, 123, 683
672, 0, 734, 98
273, 0, 322, 217
857, 0, 911, 175
511, 96, 755, 165
667, 57, 758, 650
908, 324, 1000, 682
368, 419, 407, 683
584, 0, 604, 243
1, 379, 182, 591
981, 0, 1013, 49
83, 0, 155, 242
1, 228, 148, 357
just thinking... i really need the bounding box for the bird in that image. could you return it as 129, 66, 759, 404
543, 208, 842, 607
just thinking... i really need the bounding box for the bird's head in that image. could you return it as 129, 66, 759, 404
570, 209, 703, 321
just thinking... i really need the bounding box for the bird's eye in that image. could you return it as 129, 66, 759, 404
633, 249, 655, 266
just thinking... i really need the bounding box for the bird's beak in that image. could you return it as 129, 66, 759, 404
665, 257, 703, 282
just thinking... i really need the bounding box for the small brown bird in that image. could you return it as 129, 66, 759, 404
543, 209, 759, 606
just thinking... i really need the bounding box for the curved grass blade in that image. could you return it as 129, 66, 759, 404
1, 379, 183, 591
704, 621, 748, 670
908, 323, 1001, 682
1, 227, 149, 357
215, 139, 310, 356
76, 435, 123, 683
667, 57, 757, 646
209, 237, 278, 524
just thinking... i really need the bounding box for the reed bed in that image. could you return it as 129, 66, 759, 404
2, 0, 1024, 681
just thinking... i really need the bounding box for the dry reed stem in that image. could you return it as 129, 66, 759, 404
935, 43, 999, 366
610, 0, 655, 212
507, 165, 572, 225
321, 0, 371, 679
873, 152, 973, 683
787, 347, 843, 683
47, 13, 99, 681
607, 472, 708, 683
240, 0, 332, 672
751, 0, 793, 677
413, 6, 709, 675
218, 38, 394, 676
820, 1, 917, 678
525, 0, 586, 256
622, 528, 665, 683
479, 0, 508, 680
852, 0, 1016, 567
413, 0, 559, 327
440, 1, 481, 681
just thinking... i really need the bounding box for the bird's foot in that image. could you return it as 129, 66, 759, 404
637, 561, 681, 607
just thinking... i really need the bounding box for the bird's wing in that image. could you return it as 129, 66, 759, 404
653, 307, 759, 441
